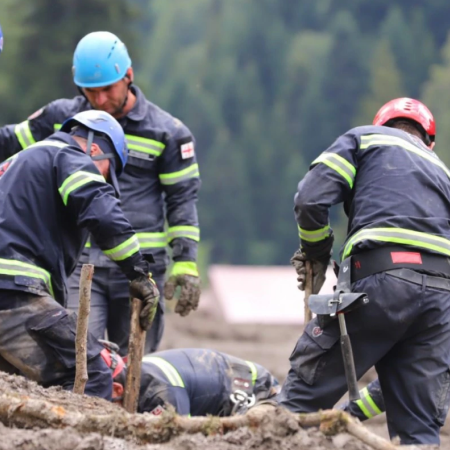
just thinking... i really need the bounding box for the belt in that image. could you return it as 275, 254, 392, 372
351, 246, 450, 282
386, 268, 450, 292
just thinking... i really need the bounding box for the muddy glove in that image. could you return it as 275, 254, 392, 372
164, 262, 201, 317
129, 274, 160, 330
290, 250, 327, 293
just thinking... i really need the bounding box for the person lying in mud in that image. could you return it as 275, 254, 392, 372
100, 341, 280, 416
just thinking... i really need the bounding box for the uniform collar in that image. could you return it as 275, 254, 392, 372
50, 132, 83, 149
125, 85, 147, 122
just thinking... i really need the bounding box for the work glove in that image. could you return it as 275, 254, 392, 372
129, 274, 160, 330
164, 262, 201, 317
290, 250, 328, 293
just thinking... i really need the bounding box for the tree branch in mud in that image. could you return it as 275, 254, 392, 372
74, 264, 94, 395
0, 391, 410, 450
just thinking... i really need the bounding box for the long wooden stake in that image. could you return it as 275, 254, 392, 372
74, 264, 94, 395
303, 261, 313, 324
123, 298, 146, 413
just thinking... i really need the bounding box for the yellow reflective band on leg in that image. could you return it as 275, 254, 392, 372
58, 171, 106, 206
355, 387, 382, 419
312, 153, 356, 188
103, 235, 140, 261
343, 227, 450, 260
53, 124, 62, 131
298, 224, 331, 242
167, 226, 200, 243
159, 164, 200, 185
142, 356, 185, 387
14, 121, 36, 149
245, 360, 258, 386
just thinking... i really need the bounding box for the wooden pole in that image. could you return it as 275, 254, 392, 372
123, 298, 146, 413
73, 264, 94, 395
303, 261, 313, 324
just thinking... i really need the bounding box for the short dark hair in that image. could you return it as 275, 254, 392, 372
385, 118, 431, 146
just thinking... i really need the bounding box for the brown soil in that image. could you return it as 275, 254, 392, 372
0, 306, 444, 449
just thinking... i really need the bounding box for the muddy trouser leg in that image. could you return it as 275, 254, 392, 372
340, 378, 385, 421
277, 271, 450, 445
0, 290, 112, 399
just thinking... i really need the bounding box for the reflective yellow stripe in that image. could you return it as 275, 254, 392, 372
360, 134, 450, 179
136, 232, 168, 248
58, 171, 106, 206
343, 227, 450, 260
54, 124, 62, 131
355, 387, 382, 419
159, 163, 199, 185
0, 258, 53, 297
142, 356, 185, 387
171, 262, 199, 277
14, 121, 36, 148
103, 235, 140, 261
245, 361, 258, 386
298, 224, 330, 242
312, 153, 356, 188
167, 226, 200, 242
125, 134, 165, 157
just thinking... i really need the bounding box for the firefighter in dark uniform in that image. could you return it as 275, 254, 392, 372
0, 31, 201, 355
280, 98, 450, 445
0, 110, 159, 400
100, 344, 280, 416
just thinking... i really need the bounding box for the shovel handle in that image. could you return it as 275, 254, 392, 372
303, 261, 313, 323
123, 298, 146, 413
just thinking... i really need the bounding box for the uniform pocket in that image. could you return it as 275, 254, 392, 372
27, 309, 102, 369
127, 154, 156, 169
289, 320, 340, 385
434, 369, 450, 426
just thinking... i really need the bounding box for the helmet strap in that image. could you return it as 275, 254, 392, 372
86, 130, 94, 157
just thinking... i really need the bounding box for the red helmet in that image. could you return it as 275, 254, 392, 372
100, 342, 126, 379
373, 98, 435, 142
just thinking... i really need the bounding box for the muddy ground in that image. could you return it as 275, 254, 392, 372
0, 304, 446, 449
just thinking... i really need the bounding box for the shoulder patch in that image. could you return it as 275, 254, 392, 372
28, 107, 44, 120
177, 136, 195, 160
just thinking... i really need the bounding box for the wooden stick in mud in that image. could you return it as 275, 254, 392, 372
123, 298, 146, 413
74, 264, 94, 395
303, 261, 313, 324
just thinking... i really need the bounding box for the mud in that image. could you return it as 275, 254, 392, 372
0, 306, 444, 449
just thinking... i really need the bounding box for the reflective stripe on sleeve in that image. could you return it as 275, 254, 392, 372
125, 134, 165, 157
136, 232, 168, 248
159, 163, 199, 185
245, 361, 258, 386
355, 387, 383, 419
103, 235, 140, 261
360, 134, 450, 179
58, 171, 106, 206
0, 258, 53, 297
142, 356, 185, 387
167, 226, 200, 243
53, 124, 62, 131
298, 224, 330, 242
343, 227, 450, 260
14, 121, 36, 148
312, 153, 356, 188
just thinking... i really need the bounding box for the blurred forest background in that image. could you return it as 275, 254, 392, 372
2, 0, 450, 268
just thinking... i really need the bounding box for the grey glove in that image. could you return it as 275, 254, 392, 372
165, 262, 201, 317
290, 250, 327, 293
129, 275, 160, 330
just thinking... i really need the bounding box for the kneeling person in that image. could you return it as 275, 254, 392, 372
101, 345, 279, 416
0, 111, 159, 400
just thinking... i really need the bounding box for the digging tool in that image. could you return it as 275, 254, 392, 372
74, 264, 94, 395
303, 261, 313, 324
123, 298, 147, 413
308, 257, 369, 401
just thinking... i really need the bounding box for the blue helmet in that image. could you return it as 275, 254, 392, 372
0, 24, 3, 54
60, 110, 128, 176
72, 31, 132, 88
